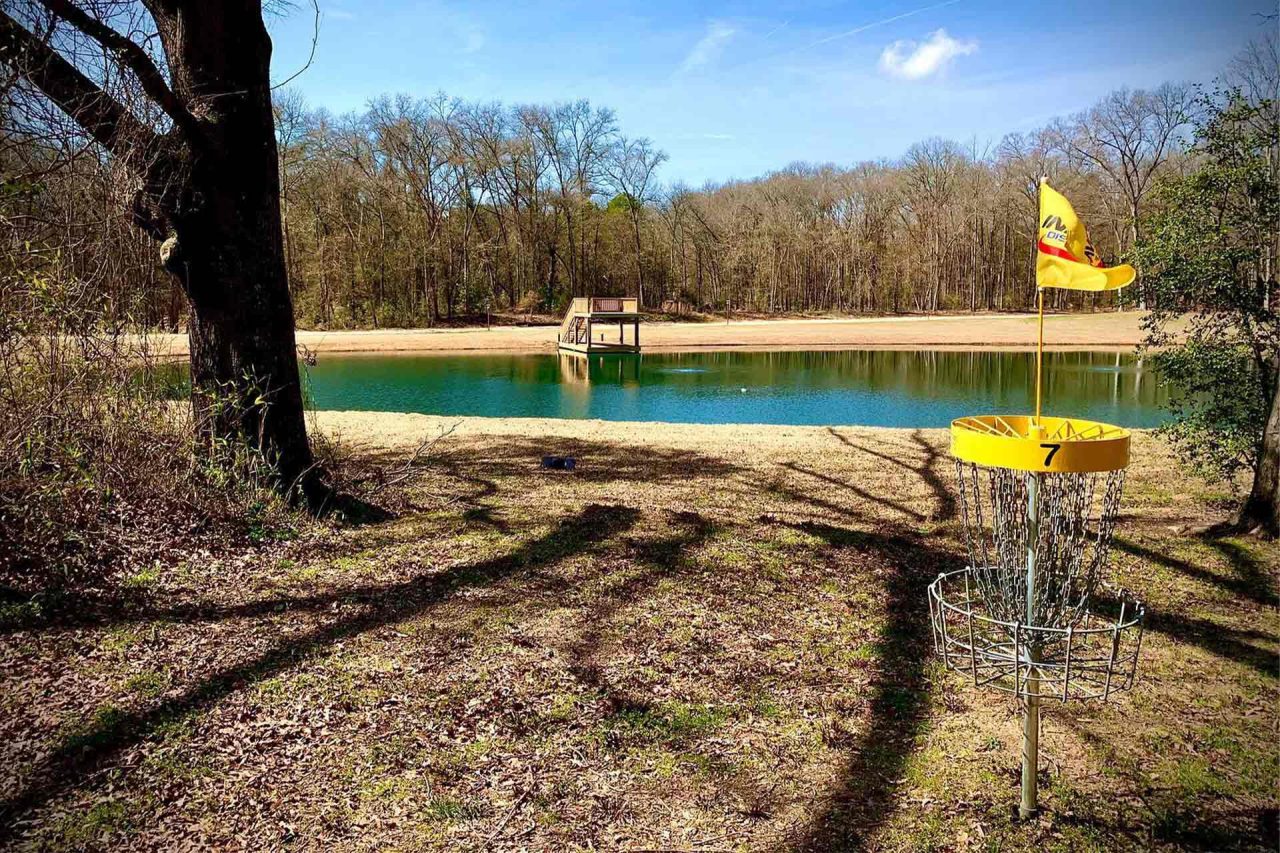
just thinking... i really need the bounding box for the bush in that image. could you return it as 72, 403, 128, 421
0, 273, 301, 600
515, 290, 542, 317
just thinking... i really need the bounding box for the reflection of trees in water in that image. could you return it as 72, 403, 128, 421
619, 350, 1164, 407
300, 349, 1166, 423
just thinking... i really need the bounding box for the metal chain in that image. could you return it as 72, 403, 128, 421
955, 461, 1125, 632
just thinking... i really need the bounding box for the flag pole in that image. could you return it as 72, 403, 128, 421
1035, 176, 1048, 428
1025, 282, 1045, 820
1035, 287, 1044, 425
1023, 178, 1048, 820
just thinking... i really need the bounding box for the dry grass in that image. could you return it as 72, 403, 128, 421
0, 330, 307, 598
0, 418, 1274, 851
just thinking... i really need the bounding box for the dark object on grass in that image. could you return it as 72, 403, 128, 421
541, 456, 576, 471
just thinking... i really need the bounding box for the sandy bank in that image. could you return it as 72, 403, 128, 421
312, 410, 1156, 461
155, 311, 1155, 357
314, 410, 897, 454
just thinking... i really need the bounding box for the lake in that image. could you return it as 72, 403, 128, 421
300, 349, 1168, 428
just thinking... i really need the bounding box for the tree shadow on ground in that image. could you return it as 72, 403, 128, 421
433, 435, 747, 487
1202, 535, 1278, 603
746, 436, 962, 847
15, 424, 1265, 848
318, 490, 396, 525
826, 428, 956, 521
0, 491, 396, 634
1108, 532, 1278, 679
1091, 589, 1278, 680
1112, 535, 1278, 609
1055, 714, 1279, 849
2, 438, 742, 636
564, 509, 718, 714
0, 502, 641, 840
779, 462, 927, 523
775, 517, 958, 851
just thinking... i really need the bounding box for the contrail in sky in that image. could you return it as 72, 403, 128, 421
804, 0, 964, 50
760, 20, 791, 41
727, 0, 964, 71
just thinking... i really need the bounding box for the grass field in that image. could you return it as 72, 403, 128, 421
1, 416, 1275, 850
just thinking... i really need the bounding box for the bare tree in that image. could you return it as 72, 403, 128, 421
1, 0, 321, 503
7, 74, 1226, 330
1049, 84, 1195, 306
605, 135, 666, 306
529, 100, 617, 297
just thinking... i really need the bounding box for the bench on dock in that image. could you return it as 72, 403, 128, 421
557, 297, 641, 354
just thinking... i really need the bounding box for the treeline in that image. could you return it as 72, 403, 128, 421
2, 80, 1204, 328
270, 84, 1193, 326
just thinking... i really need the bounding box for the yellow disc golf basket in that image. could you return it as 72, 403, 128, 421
929, 178, 1145, 819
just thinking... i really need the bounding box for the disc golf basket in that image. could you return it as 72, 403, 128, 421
929, 416, 1145, 818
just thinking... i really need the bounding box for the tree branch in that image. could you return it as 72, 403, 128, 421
35, 0, 201, 141
272, 0, 319, 91
0, 8, 159, 169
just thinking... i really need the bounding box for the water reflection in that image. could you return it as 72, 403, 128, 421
292, 349, 1167, 428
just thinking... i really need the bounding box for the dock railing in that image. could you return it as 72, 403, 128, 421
558, 297, 639, 343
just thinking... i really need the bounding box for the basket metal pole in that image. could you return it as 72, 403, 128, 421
1021, 470, 1041, 820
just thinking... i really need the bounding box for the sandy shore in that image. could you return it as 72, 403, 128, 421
314, 410, 901, 455
153, 311, 1155, 357
313, 411, 1168, 468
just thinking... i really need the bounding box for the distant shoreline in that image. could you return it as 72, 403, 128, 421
149, 311, 1158, 357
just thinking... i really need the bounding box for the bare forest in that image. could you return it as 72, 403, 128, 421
5, 82, 1198, 330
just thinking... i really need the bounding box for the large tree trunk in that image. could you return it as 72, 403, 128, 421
1239, 361, 1279, 536
153, 3, 320, 504
1, 2, 321, 504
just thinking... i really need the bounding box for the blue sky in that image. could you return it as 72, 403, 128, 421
267, 0, 1275, 186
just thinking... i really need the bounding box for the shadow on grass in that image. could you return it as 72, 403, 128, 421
1203, 536, 1279, 604
1091, 589, 1278, 681
780, 462, 927, 523
742, 464, 952, 847
2, 438, 742, 635
565, 509, 718, 714
1113, 535, 1278, 610
434, 435, 747, 488
0, 502, 641, 841
318, 491, 396, 525
774, 517, 958, 851
826, 428, 956, 521
1109, 533, 1278, 679
1056, 715, 1279, 849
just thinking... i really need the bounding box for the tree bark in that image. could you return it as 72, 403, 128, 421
629, 207, 645, 308
2, 2, 322, 505
1239, 359, 1279, 536
156, 3, 319, 503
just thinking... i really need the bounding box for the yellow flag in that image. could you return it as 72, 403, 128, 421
1036, 180, 1135, 291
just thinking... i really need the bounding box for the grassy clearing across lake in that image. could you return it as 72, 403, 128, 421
1, 418, 1275, 850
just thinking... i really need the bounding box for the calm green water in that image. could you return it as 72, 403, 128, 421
300, 350, 1168, 428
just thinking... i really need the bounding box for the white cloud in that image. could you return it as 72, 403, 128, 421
878, 29, 977, 80
680, 21, 736, 73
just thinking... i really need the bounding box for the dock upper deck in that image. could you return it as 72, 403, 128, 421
558, 297, 641, 354
563, 297, 640, 318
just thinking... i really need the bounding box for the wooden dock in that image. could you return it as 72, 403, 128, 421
557, 297, 641, 354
